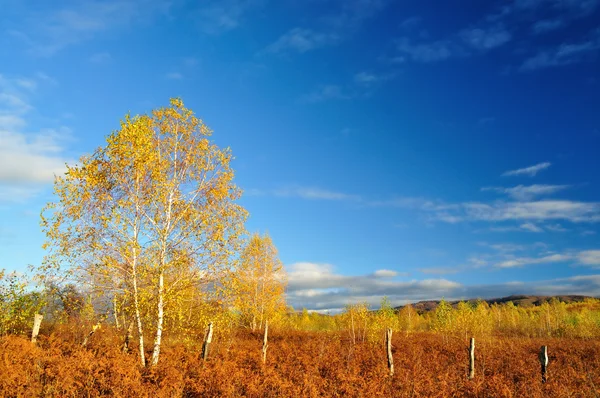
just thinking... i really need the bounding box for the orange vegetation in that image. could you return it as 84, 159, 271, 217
2, 326, 600, 397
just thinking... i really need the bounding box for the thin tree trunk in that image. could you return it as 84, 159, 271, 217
131, 250, 146, 367
468, 337, 475, 379
151, 270, 165, 367
386, 328, 394, 376
132, 188, 146, 367
113, 296, 120, 329
262, 321, 269, 364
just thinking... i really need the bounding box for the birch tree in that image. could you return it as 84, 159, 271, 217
41, 98, 247, 366
234, 233, 286, 331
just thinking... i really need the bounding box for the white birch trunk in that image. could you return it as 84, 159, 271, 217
150, 270, 165, 367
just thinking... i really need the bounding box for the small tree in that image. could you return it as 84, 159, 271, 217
0, 271, 44, 336
234, 233, 287, 331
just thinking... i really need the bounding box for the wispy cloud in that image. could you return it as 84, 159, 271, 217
263, 0, 387, 56
546, 223, 568, 232
300, 85, 354, 103
166, 72, 183, 80
460, 200, 600, 223
89, 52, 112, 63
372, 195, 600, 224
11, 0, 173, 56
521, 28, 600, 70
395, 37, 458, 63
265, 28, 339, 54
482, 184, 570, 200
502, 162, 551, 177
460, 24, 512, 51
249, 186, 360, 201
579, 250, 600, 266
532, 19, 564, 34
275, 186, 359, 201
392, 18, 511, 64
519, 222, 544, 232
479, 242, 548, 252
353, 71, 393, 85
195, 0, 264, 35
496, 253, 571, 268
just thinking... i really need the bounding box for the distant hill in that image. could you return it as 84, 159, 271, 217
395, 295, 596, 314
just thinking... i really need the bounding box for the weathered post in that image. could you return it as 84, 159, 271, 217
539, 345, 548, 383
31, 314, 43, 344
202, 322, 213, 361
468, 337, 475, 379
386, 328, 394, 377
262, 321, 269, 365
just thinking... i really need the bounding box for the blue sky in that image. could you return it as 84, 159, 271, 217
1, 0, 599, 311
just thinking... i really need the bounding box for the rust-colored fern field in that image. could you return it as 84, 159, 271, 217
2, 326, 600, 397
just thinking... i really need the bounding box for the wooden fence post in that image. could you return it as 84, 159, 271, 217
31, 314, 43, 344
202, 322, 213, 361
386, 328, 394, 377
262, 321, 269, 365
539, 345, 548, 383
468, 337, 475, 379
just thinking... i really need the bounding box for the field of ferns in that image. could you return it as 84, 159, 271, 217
2, 323, 600, 397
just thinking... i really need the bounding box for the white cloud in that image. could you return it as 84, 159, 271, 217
300, 85, 353, 103
195, 0, 263, 35
373, 269, 398, 278
519, 222, 544, 232
395, 37, 457, 62
274, 186, 360, 201
464, 200, 600, 223
265, 28, 339, 54
0, 129, 71, 183
578, 250, 600, 266
375, 195, 600, 225
496, 253, 571, 268
502, 162, 551, 177
545, 223, 568, 232
12, 0, 174, 56
521, 28, 600, 71
482, 184, 570, 200
0, 74, 73, 200
354, 72, 380, 85
532, 19, 564, 34
460, 25, 512, 50
480, 242, 549, 252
